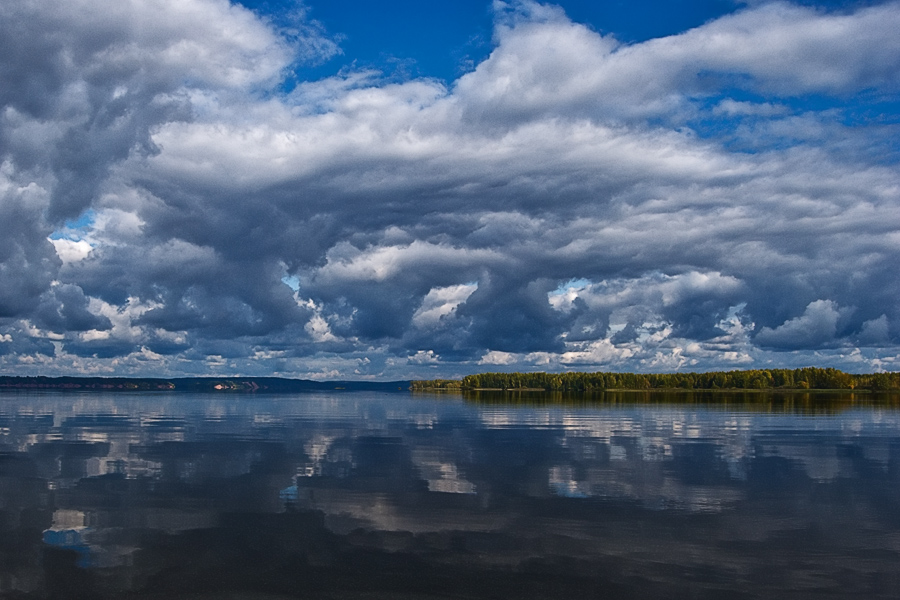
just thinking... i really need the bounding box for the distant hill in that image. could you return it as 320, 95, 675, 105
0, 376, 410, 393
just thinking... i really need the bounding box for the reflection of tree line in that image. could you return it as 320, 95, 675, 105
456, 390, 887, 413
412, 368, 900, 393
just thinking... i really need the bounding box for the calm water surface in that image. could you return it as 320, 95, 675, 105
0, 390, 898, 599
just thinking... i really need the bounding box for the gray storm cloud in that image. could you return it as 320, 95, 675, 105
1, 0, 898, 378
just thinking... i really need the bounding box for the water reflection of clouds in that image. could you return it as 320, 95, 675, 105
411, 447, 477, 495
1, 392, 899, 597
2, 395, 899, 490
466, 406, 900, 509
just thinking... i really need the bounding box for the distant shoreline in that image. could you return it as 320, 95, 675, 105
0, 376, 410, 393
414, 386, 884, 393
412, 368, 900, 393
3, 367, 899, 395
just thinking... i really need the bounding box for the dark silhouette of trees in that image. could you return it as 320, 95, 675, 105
413, 368, 899, 392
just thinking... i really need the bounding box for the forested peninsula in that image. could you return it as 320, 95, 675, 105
412, 368, 900, 392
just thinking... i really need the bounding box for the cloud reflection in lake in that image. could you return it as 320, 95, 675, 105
1, 390, 898, 598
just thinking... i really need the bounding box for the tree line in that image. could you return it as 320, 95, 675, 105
411, 368, 900, 392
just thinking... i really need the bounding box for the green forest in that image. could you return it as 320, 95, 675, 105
411, 368, 900, 392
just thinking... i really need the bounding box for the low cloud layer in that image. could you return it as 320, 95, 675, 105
1, 0, 899, 378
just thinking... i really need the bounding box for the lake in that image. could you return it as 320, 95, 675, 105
1, 389, 898, 599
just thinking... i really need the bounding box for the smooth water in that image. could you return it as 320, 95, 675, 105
0, 390, 898, 599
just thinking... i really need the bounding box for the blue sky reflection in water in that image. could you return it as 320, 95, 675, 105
1, 0, 899, 379
1, 390, 899, 598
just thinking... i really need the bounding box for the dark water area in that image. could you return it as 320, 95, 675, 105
1, 390, 899, 599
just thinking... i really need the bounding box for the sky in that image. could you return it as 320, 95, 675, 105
1, 0, 899, 380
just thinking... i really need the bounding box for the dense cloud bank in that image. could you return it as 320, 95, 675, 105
1, 0, 899, 378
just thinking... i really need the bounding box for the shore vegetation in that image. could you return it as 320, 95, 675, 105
411, 368, 900, 392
